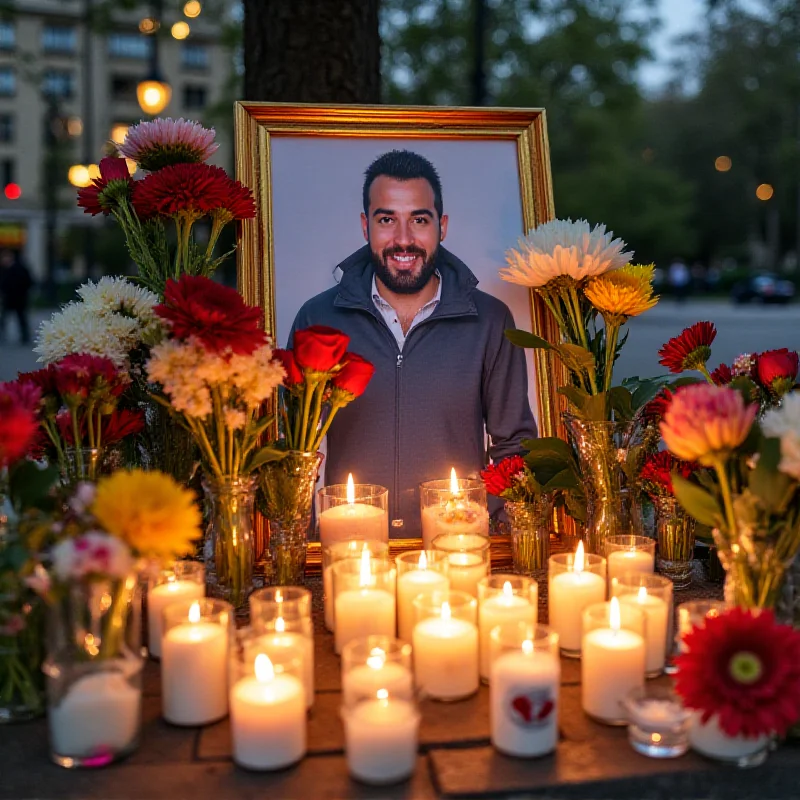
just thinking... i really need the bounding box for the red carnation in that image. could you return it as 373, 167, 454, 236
658, 321, 717, 374
710, 363, 732, 386
77, 157, 133, 216
293, 326, 350, 374
54, 353, 127, 401
642, 387, 675, 425
0, 387, 39, 466
18, 365, 58, 398
481, 455, 527, 497
155, 275, 266, 355
331, 352, 376, 399
274, 349, 304, 387
212, 177, 256, 222
755, 349, 799, 397
675, 607, 800, 739
640, 450, 697, 498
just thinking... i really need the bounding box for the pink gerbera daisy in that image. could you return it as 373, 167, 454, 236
118, 118, 219, 171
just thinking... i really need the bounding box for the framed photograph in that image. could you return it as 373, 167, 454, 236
234, 102, 562, 567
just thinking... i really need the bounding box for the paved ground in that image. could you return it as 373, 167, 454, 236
1, 300, 798, 384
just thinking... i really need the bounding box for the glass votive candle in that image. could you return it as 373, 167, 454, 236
318, 480, 389, 546
323, 540, 389, 632
161, 598, 232, 726
605, 535, 656, 585
342, 685, 420, 785
431, 532, 490, 597
146, 560, 204, 659
548, 542, 606, 657
581, 598, 646, 725
332, 552, 396, 654
230, 633, 306, 770
419, 472, 489, 549
676, 599, 727, 653
341, 635, 413, 706
396, 550, 449, 643
622, 685, 691, 758
489, 622, 560, 758
477, 574, 537, 682
250, 586, 311, 628
611, 573, 673, 678
412, 589, 478, 701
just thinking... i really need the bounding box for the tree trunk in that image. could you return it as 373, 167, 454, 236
243, 0, 381, 103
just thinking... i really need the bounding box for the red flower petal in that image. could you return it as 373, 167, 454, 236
658, 321, 717, 373
480, 455, 527, 497
332, 352, 376, 398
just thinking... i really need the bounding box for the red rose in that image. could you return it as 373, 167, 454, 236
273, 349, 304, 387
756, 349, 799, 395
0, 388, 38, 466
481, 455, 526, 497
293, 326, 349, 373
331, 352, 375, 399
155, 275, 266, 355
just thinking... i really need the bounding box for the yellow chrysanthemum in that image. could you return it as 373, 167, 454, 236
92, 469, 202, 560
584, 263, 658, 319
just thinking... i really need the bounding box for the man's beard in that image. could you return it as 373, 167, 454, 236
370, 243, 439, 295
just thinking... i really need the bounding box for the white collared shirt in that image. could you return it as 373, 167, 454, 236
371, 271, 442, 350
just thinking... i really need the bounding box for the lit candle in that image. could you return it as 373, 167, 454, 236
548, 542, 606, 655
396, 551, 449, 643
619, 587, 669, 676
343, 689, 420, 785
319, 474, 389, 546
412, 601, 479, 701
230, 654, 306, 771
582, 597, 646, 724
490, 638, 560, 757
432, 532, 490, 597
161, 602, 228, 726
48, 670, 141, 761
420, 468, 490, 549
334, 549, 396, 654
607, 549, 654, 584
147, 577, 204, 658
342, 646, 414, 706
478, 580, 536, 681
255, 616, 315, 709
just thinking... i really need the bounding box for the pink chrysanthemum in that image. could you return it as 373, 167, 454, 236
118, 117, 219, 172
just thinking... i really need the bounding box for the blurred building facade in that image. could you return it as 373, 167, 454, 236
0, 0, 232, 283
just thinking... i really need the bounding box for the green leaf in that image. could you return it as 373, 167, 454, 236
607, 386, 634, 420
749, 435, 793, 512
554, 342, 595, 374
672, 474, 722, 528
504, 329, 553, 350
8, 461, 59, 512
523, 437, 574, 461
558, 385, 590, 413
542, 468, 580, 492
246, 446, 288, 472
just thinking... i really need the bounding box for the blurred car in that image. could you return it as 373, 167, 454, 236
730, 273, 795, 305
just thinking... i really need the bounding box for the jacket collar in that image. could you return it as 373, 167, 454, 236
333, 245, 478, 318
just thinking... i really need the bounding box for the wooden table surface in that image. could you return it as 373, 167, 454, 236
1, 563, 797, 800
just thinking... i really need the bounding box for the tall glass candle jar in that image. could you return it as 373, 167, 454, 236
432, 532, 490, 597
341, 636, 414, 707
146, 561, 204, 659
419, 470, 489, 549
395, 550, 449, 643
605, 535, 655, 585
318, 478, 389, 546
676, 599, 727, 653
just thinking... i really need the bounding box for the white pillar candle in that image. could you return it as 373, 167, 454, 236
48, 670, 141, 759
490, 641, 560, 757
549, 543, 606, 654
479, 581, 537, 681
343, 691, 420, 785
688, 712, 769, 762
319, 475, 389, 547
162, 603, 228, 725
582, 598, 646, 723
620, 588, 668, 675
397, 552, 449, 643
412, 602, 479, 700
147, 580, 204, 658
446, 552, 489, 597
324, 541, 388, 632
420, 468, 489, 548
230, 654, 306, 771
607, 549, 654, 585
255, 618, 315, 709
342, 660, 414, 707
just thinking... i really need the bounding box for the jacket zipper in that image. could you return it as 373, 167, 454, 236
395, 353, 403, 523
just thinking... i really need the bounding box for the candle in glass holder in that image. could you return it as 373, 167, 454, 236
341, 636, 414, 708
252, 617, 314, 709
146, 561, 204, 658
318, 475, 389, 546
396, 550, 449, 643
420, 469, 490, 549
605, 536, 655, 585
548, 542, 606, 656
432, 533, 490, 597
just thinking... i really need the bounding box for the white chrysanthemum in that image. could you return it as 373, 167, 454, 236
147, 339, 212, 418
77, 277, 159, 324
228, 344, 286, 407
499, 218, 632, 289
762, 392, 800, 480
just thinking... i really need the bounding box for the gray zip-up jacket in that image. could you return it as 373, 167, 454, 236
290, 245, 536, 538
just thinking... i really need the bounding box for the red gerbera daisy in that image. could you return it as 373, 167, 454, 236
642, 387, 675, 425
155, 275, 266, 355
674, 607, 800, 739
658, 321, 717, 374
77, 157, 133, 216
639, 450, 697, 498
709, 363, 732, 386
481, 455, 527, 497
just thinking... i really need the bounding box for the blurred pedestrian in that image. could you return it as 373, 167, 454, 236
668, 257, 691, 303
0, 248, 33, 343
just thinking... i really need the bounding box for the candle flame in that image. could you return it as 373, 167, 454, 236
574, 541, 585, 574
450, 467, 459, 495
255, 653, 274, 683
275, 589, 283, 603
522, 639, 534, 656
610, 596, 621, 633
502, 580, 513, 598
441, 601, 452, 621
418, 551, 428, 570
637, 586, 648, 603
275, 616, 285, 633
376, 688, 389, 701
347, 473, 355, 505
359, 547, 372, 587
367, 647, 386, 670
188, 601, 201, 623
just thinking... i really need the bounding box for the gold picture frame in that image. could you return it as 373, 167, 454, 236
234, 101, 563, 571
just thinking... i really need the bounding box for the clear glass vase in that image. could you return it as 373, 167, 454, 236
258, 451, 323, 586
562, 414, 643, 555
43, 573, 143, 768
653, 495, 696, 589
505, 495, 554, 579
203, 475, 257, 610
139, 398, 197, 485
0, 595, 46, 723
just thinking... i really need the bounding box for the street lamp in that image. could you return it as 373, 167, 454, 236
137, 0, 171, 115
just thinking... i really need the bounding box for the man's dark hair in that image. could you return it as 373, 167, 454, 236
362, 150, 443, 218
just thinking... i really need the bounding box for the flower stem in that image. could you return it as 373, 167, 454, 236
603, 318, 621, 393
298, 378, 318, 452
698, 363, 714, 385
